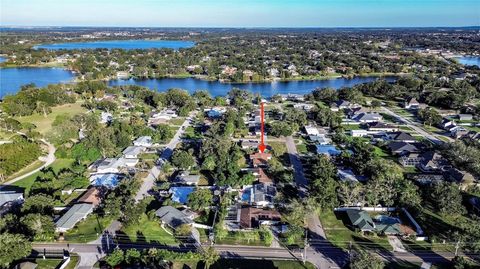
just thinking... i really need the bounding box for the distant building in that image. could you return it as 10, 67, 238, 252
316, 145, 342, 157
250, 183, 277, 208
304, 125, 320, 136
122, 146, 144, 159
250, 152, 272, 167
458, 114, 473, 121
240, 140, 259, 149
417, 151, 447, 172
388, 132, 416, 143
367, 122, 398, 132
450, 126, 469, 138
77, 187, 102, 208
404, 98, 420, 110
345, 209, 375, 232
251, 168, 274, 184
388, 142, 419, 156
353, 113, 383, 123
293, 103, 315, 111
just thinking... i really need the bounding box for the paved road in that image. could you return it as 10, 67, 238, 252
2, 138, 56, 186
33, 242, 477, 268
285, 135, 308, 196
381, 107, 451, 145
135, 112, 195, 202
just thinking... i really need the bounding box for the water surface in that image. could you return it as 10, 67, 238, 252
0, 68, 74, 98
108, 76, 396, 97
34, 39, 195, 50
455, 56, 480, 67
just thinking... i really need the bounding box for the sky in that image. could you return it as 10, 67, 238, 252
1, 0, 479, 27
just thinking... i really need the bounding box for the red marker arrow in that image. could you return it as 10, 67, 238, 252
258, 101, 267, 153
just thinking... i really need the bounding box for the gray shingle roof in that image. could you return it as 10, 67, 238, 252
0, 191, 23, 207
55, 203, 93, 230
155, 206, 192, 228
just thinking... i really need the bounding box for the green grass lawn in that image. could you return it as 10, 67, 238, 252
119, 214, 178, 245
168, 117, 186, 126
34, 256, 79, 269
15, 102, 86, 134
342, 124, 362, 130
11, 158, 75, 195
215, 230, 270, 246
319, 210, 392, 251
63, 214, 113, 243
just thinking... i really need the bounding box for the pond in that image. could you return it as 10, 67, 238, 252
108, 76, 396, 97
33, 39, 195, 50
0, 67, 75, 98
455, 56, 480, 67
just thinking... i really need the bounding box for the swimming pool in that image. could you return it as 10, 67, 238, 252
375, 215, 400, 225
241, 186, 253, 203
170, 186, 196, 204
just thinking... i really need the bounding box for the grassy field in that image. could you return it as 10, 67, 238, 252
168, 117, 186, 126
63, 214, 113, 243
119, 214, 178, 245
11, 158, 75, 195
6, 160, 45, 181
15, 102, 86, 134
34, 256, 79, 269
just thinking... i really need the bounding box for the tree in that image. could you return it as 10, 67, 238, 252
105, 248, 124, 267
22, 194, 55, 215
175, 224, 192, 237
268, 121, 293, 137
187, 189, 213, 211
430, 182, 466, 215
20, 214, 55, 241
202, 247, 220, 269
350, 248, 384, 269
310, 156, 338, 210
0, 233, 32, 268
171, 150, 195, 170
418, 107, 442, 126
125, 249, 141, 265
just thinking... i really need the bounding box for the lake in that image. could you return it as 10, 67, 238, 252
108, 76, 396, 97
0, 66, 395, 98
33, 39, 195, 50
0, 68, 75, 98
455, 56, 480, 67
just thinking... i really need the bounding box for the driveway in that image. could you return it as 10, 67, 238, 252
285, 136, 308, 196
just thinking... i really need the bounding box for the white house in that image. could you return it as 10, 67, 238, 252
122, 146, 145, 159
133, 136, 153, 147
304, 125, 320, 136
293, 103, 315, 111
55, 203, 94, 233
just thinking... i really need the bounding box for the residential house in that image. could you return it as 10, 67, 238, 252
417, 151, 447, 172
450, 126, 469, 138
399, 153, 421, 167
367, 122, 398, 132
250, 183, 276, 208
350, 129, 369, 137
388, 132, 416, 143
440, 118, 456, 130
293, 103, 315, 111
458, 114, 473, 121
353, 113, 383, 123
0, 191, 24, 215
77, 187, 102, 208
251, 168, 273, 184
239, 207, 281, 229
175, 171, 201, 186
133, 136, 153, 147
155, 206, 193, 229
122, 146, 144, 159
240, 140, 259, 149
304, 125, 320, 136
309, 135, 331, 145
91, 157, 138, 174
388, 142, 419, 156
330, 100, 360, 111
345, 209, 376, 232
56, 203, 94, 232
444, 168, 475, 187
250, 152, 272, 167
404, 98, 420, 109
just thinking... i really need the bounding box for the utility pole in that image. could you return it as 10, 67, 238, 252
455, 240, 461, 256
303, 230, 308, 264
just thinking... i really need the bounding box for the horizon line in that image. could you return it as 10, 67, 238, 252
1, 25, 479, 29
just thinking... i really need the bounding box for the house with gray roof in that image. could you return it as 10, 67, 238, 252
55, 203, 94, 232
175, 171, 201, 186
155, 206, 193, 229
388, 132, 416, 143
353, 112, 383, 123
122, 146, 145, 159
250, 183, 277, 208
388, 142, 419, 156
133, 136, 153, 147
